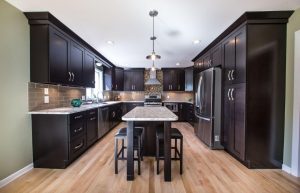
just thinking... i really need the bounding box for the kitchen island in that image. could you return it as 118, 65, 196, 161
122, 106, 178, 181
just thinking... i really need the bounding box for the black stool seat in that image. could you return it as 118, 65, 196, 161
156, 128, 183, 139
116, 127, 144, 136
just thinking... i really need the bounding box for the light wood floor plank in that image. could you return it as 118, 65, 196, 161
1, 122, 300, 193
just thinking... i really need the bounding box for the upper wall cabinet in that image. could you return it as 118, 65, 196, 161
162, 69, 185, 91
124, 69, 144, 91
25, 12, 113, 87
103, 67, 124, 91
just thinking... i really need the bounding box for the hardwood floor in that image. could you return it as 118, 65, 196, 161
1, 122, 300, 193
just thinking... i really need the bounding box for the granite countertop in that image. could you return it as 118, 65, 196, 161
28, 101, 122, 115
122, 106, 178, 121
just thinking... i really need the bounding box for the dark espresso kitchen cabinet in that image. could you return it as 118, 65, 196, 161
194, 44, 222, 72
223, 84, 246, 160
32, 112, 88, 169
124, 69, 144, 91
104, 67, 124, 91
69, 41, 84, 86
185, 67, 194, 91
115, 68, 124, 91
84, 51, 96, 88
192, 11, 293, 169
86, 109, 98, 147
162, 69, 185, 91
48, 26, 70, 84
25, 12, 113, 87
223, 27, 246, 85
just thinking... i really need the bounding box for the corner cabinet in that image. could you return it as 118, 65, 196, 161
192, 11, 293, 169
25, 12, 113, 87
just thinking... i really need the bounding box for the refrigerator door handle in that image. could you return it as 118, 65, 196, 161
195, 114, 211, 121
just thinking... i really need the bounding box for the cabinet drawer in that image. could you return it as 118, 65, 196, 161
70, 112, 85, 140
87, 109, 97, 118
69, 135, 86, 161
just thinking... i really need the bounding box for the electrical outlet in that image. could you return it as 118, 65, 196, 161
44, 88, 49, 95
215, 135, 220, 142
44, 96, 49, 103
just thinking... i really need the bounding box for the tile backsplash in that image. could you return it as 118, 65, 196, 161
28, 82, 85, 111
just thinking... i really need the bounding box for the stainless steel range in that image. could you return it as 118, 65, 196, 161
144, 94, 162, 106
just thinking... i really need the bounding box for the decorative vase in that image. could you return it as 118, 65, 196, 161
71, 99, 82, 107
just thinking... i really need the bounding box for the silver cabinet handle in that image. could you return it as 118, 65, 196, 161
231, 88, 235, 101
74, 141, 84, 150
74, 127, 83, 133
231, 70, 235, 80
68, 72, 72, 81
71, 72, 75, 82
131, 85, 133, 90
74, 115, 83, 119
90, 117, 96, 121
116, 84, 118, 90
227, 89, 231, 100
178, 85, 180, 90
89, 111, 95, 115
228, 70, 231, 81
134, 85, 136, 90
171, 85, 173, 90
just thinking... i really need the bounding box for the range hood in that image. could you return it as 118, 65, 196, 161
145, 69, 161, 85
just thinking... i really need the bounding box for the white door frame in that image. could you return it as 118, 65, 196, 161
291, 30, 300, 177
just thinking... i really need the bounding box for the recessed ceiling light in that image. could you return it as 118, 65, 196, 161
106, 40, 114, 45
176, 62, 180, 66
193, 40, 200, 44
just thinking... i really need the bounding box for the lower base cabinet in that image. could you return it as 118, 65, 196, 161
32, 109, 100, 169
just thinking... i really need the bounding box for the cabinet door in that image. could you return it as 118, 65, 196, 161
49, 27, 69, 84
223, 84, 245, 160
163, 70, 172, 91
86, 109, 98, 147
203, 52, 212, 69
104, 66, 113, 91
232, 84, 246, 160
124, 70, 133, 91
115, 68, 124, 91
84, 51, 95, 88
133, 70, 144, 91
69, 41, 84, 86
211, 45, 222, 67
234, 28, 246, 84
185, 67, 193, 91
223, 35, 235, 85
177, 69, 185, 91
170, 69, 178, 91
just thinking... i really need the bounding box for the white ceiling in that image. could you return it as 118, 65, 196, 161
6, 0, 300, 68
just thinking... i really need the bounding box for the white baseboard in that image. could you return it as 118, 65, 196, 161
282, 164, 292, 174
0, 163, 33, 188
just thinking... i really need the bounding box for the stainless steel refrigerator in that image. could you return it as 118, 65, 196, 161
194, 67, 223, 149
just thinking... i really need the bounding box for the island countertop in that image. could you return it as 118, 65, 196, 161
122, 106, 178, 121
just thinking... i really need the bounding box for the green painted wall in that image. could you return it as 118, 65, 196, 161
0, 1, 32, 180
284, 8, 300, 167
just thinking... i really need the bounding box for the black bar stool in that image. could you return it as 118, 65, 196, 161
114, 127, 144, 175
156, 127, 183, 175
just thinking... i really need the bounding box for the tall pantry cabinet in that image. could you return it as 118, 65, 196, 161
193, 11, 293, 168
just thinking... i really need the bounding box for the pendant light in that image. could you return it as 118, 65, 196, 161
146, 10, 161, 63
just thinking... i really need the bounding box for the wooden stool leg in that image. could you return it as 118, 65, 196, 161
114, 138, 118, 174
156, 138, 159, 174
180, 138, 183, 175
